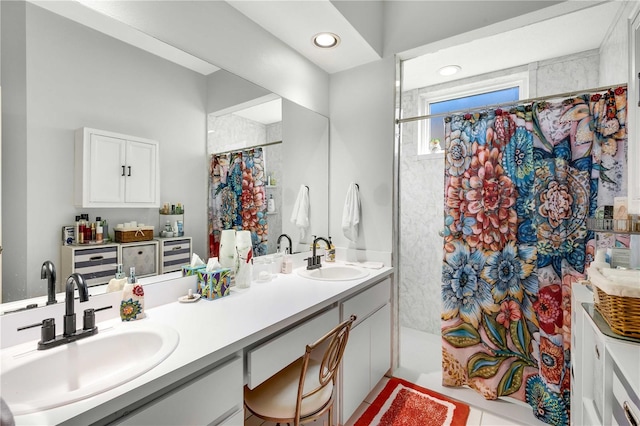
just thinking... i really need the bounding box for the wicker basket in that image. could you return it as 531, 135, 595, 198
114, 227, 154, 243
589, 266, 640, 339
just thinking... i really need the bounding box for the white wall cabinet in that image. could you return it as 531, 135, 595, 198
340, 278, 391, 424
75, 128, 160, 208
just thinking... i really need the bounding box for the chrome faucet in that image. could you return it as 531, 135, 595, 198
306, 236, 330, 270
276, 234, 293, 254
64, 273, 89, 337
41, 260, 57, 305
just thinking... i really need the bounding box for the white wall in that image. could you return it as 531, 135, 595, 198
2, 3, 208, 301
329, 57, 395, 254
78, 1, 329, 117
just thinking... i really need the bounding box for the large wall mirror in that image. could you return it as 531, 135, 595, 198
0, 1, 329, 308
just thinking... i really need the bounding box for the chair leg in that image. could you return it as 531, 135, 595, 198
328, 405, 333, 426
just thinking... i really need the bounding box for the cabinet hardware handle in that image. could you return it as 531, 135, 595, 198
172, 246, 182, 251
121, 165, 125, 176
138, 250, 143, 255
595, 345, 600, 360
625, 401, 639, 426
89, 256, 104, 261
128, 166, 132, 177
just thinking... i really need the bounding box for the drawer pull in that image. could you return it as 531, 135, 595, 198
595, 345, 600, 360
625, 401, 639, 426
171, 246, 183, 251
89, 256, 104, 261
138, 250, 143, 255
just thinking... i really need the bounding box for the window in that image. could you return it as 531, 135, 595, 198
419, 73, 528, 155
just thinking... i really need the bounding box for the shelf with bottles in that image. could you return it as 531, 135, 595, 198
586, 218, 640, 235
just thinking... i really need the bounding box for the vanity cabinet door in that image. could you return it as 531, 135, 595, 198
116, 355, 243, 426
340, 279, 391, 423
75, 127, 159, 208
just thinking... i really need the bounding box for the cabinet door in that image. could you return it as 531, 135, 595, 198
370, 303, 391, 386
341, 321, 371, 423
125, 140, 158, 205
89, 133, 126, 204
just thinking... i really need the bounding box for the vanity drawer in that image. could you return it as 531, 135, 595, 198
612, 364, 640, 426
246, 307, 339, 389
117, 354, 243, 425
159, 237, 192, 274
60, 244, 119, 289
341, 278, 390, 325
121, 241, 158, 277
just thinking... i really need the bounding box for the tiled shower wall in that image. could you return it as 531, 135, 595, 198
399, 50, 600, 334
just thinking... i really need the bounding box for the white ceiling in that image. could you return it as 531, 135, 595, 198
33, 0, 624, 120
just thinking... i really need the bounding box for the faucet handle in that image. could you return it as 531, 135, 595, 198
17, 318, 56, 343
83, 305, 112, 331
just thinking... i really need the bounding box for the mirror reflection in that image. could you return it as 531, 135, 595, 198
0, 1, 328, 310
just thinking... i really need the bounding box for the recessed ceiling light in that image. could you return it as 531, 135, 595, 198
313, 32, 340, 49
438, 65, 461, 76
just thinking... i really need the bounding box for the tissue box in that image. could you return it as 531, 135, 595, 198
181, 265, 206, 277
198, 268, 231, 300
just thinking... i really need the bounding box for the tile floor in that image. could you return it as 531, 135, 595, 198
244, 327, 547, 425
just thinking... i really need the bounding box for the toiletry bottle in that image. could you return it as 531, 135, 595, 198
267, 194, 275, 213
120, 266, 145, 321
101, 218, 109, 242
74, 216, 81, 245
78, 216, 86, 244
107, 264, 127, 292
281, 255, 293, 274
96, 224, 103, 243
90, 222, 96, 242
326, 237, 336, 262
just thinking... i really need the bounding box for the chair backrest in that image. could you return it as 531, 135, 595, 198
294, 315, 356, 424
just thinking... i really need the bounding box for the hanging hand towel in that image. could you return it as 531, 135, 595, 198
342, 182, 360, 242
290, 185, 310, 240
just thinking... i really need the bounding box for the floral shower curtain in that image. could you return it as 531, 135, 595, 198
441, 87, 627, 425
208, 148, 268, 258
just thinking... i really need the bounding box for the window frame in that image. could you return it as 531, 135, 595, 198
418, 72, 529, 156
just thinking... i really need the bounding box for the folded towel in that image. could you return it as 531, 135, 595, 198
290, 185, 310, 240
342, 182, 360, 242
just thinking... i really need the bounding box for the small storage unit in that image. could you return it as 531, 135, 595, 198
120, 241, 158, 278
571, 282, 640, 426
60, 243, 120, 290
158, 237, 192, 274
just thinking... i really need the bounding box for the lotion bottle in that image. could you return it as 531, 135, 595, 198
281, 255, 293, 274
120, 267, 145, 321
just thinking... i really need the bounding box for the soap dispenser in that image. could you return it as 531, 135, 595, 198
106, 263, 127, 292
120, 266, 145, 321
326, 237, 336, 262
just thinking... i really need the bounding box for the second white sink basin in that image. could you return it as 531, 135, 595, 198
297, 265, 369, 281
1, 320, 179, 415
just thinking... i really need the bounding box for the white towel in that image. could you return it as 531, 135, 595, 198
290, 185, 310, 240
342, 182, 360, 242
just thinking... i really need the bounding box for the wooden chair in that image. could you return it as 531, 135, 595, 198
244, 315, 356, 426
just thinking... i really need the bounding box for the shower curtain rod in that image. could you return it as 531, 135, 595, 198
396, 82, 627, 125
213, 140, 282, 156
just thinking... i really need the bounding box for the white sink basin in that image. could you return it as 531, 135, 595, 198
297, 265, 369, 281
1, 321, 179, 415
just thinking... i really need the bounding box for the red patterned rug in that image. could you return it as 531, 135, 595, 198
354, 377, 470, 426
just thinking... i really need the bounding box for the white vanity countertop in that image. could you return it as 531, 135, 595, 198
4, 264, 393, 425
